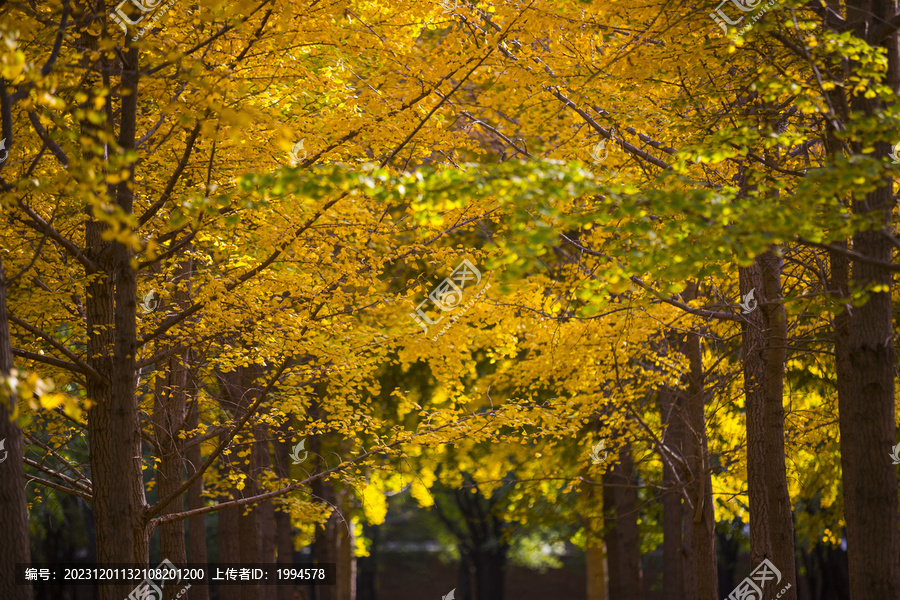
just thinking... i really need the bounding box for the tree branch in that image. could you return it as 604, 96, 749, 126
23, 432, 93, 493
145, 0, 275, 76
799, 238, 900, 271
869, 12, 900, 44
23, 455, 92, 495
11, 347, 89, 375
382, 44, 498, 167
15, 201, 98, 273
139, 196, 343, 346
547, 86, 671, 169
147, 350, 306, 518
148, 404, 506, 529
28, 110, 69, 167
7, 0, 69, 105
631, 277, 743, 322
137, 117, 205, 228
24, 461, 93, 502
8, 315, 102, 381
459, 111, 532, 158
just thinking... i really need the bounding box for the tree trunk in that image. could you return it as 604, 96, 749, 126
218, 501, 241, 600
186, 382, 210, 600
434, 483, 508, 600
473, 546, 506, 600
356, 522, 379, 600
658, 387, 684, 600
580, 462, 607, 600
585, 541, 608, 600
681, 451, 698, 600
273, 420, 294, 600
741, 251, 798, 597
0, 257, 33, 600
256, 442, 276, 600
86, 44, 149, 600
716, 524, 741, 595
238, 366, 263, 600
154, 353, 188, 600
740, 263, 773, 568
259, 490, 276, 564
839, 0, 900, 595
601, 470, 622, 600
682, 316, 717, 600
314, 480, 354, 600
309, 390, 357, 600
153, 249, 195, 600
338, 487, 356, 600
85, 227, 148, 598
313, 476, 339, 600
759, 250, 797, 596
218, 426, 241, 600
255, 421, 276, 571
833, 228, 900, 600
458, 549, 475, 600
602, 443, 644, 600
216, 362, 268, 600
238, 494, 261, 600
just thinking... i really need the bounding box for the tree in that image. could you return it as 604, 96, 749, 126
2, 2, 898, 599
0, 256, 33, 600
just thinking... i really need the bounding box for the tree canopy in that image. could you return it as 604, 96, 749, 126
1, 0, 900, 599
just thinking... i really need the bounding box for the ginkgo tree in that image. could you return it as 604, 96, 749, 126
2, 2, 900, 600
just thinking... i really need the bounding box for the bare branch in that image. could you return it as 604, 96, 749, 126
145, 0, 275, 76
23, 432, 93, 493
870, 12, 900, 44
382, 46, 497, 167
24, 461, 93, 502
459, 111, 532, 158
23, 455, 92, 495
